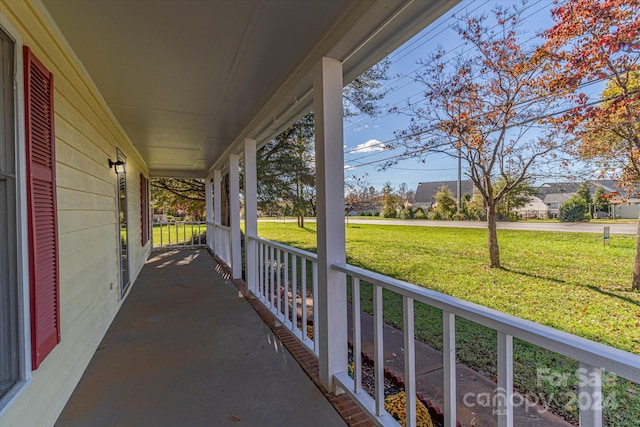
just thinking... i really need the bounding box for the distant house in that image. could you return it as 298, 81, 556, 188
414, 180, 476, 210
517, 180, 640, 219
415, 179, 640, 219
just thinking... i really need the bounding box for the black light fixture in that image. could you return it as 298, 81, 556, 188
108, 159, 125, 174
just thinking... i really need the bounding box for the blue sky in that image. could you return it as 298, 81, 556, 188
342, 0, 605, 193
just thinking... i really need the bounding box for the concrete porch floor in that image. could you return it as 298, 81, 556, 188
55, 249, 346, 427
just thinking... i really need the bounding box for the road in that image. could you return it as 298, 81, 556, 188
261, 218, 637, 235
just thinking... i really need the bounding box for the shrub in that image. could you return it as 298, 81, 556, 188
560, 197, 589, 222
414, 208, 426, 219
398, 208, 414, 219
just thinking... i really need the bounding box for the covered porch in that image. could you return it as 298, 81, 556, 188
1, 1, 639, 427
55, 249, 349, 427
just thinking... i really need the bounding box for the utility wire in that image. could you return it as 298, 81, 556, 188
345, 88, 639, 170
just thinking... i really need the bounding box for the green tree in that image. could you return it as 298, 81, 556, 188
433, 185, 457, 220
593, 185, 610, 213
258, 59, 390, 227
495, 179, 537, 221
257, 114, 315, 227
576, 182, 592, 205
151, 178, 206, 220
381, 182, 398, 218
560, 196, 589, 222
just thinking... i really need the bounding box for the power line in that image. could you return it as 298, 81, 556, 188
345, 1, 559, 134
344, 74, 613, 159
345, 89, 639, 171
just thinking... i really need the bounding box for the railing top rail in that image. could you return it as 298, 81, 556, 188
333, 262, 640, 383
250, 236, 318, 261
153, 221, 206, 225
214, 224, 232, 232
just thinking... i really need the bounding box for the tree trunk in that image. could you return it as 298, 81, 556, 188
297, 215, 304, 228
632, 211, 640, 290
487, 201, 501, 268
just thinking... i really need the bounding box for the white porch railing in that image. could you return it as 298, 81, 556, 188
152, 221, 206, 249
213, 224, 232, 267
251, 237, 319, 356
240, 237, 640, 427
331, 262, 640, 427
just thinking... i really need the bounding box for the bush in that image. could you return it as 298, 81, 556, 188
560, 197, 589, 222
382, 208, 397, 218
373, 211, 380, 217
414, 208, 426, 219
398, 208, 414, 219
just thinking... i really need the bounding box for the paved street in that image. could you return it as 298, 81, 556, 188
262, 218, 636, 235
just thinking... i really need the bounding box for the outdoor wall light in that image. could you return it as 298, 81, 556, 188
108, 159, 125, 174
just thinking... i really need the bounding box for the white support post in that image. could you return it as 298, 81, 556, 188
244, 138, 258, 295
314, 56, 347, 391
229, 154, 242, 279
213, 169, 222, 255
205, 178, 213, 250
213, 169, 221, 226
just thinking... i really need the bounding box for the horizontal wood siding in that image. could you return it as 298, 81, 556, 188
0, 1, 151, 426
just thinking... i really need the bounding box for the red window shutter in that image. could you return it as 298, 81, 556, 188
24, 46, 60, 369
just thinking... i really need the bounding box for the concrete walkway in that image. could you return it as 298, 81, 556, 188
56, 250, 345, 427
349, 310, 573, 427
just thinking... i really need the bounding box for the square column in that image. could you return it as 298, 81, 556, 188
205, 178, 213, 249
244, 138, 258, 294
213, 170, 222, 227
314, 56, 347, 390
229, 154, 242, 279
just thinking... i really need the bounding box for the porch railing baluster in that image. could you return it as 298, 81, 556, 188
579, 363, 603, 427
373, 284, 384, 416
404, 296, 416, 427
497, 332, 514, 427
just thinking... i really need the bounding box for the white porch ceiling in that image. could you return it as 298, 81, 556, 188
40, 0, 458, 178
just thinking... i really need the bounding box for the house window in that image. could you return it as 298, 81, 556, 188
140, 174, 150, 246
0, 26, 19, 403
116, 149, 129, 296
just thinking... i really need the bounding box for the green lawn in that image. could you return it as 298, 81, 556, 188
257, 222, 640, 425
152, 223, 206, 247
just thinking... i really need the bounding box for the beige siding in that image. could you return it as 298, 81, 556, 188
0, 1, 152, 426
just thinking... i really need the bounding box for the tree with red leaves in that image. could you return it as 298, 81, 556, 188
542, 0, 640, 289
392, 4, 564, 268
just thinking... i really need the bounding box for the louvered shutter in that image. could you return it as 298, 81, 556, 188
24, 46, 60, 369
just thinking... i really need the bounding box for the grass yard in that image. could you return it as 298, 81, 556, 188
257, 222, 640, 426
152, 223, 206, 247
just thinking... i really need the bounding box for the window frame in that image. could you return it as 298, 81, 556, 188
0, 15, 31, 416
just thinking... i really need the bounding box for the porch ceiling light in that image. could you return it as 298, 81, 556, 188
108, 159, 125, 174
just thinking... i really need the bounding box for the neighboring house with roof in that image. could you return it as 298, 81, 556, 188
413, 179, 476, 210
415, 179, 639, 219
516, 180, 640, 219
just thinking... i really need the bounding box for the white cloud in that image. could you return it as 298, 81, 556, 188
344, 164, 355, 170
353, 139, 385, 153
